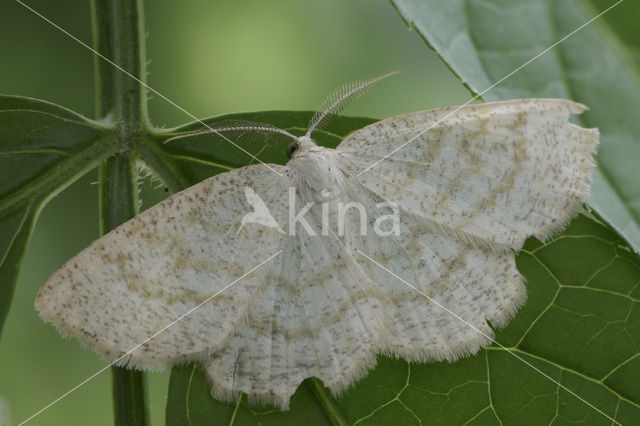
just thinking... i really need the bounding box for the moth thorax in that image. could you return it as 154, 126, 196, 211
298, 152, 344, 202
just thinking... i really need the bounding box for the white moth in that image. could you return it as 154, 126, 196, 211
36, 73, 598, 409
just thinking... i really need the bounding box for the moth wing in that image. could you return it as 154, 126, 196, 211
35, 164, 290, 368
354, 203, 526, 362
334, 177, 525, 363
201, 225, 386, 409
198, 173, 524, 409
338, 99, 598, 250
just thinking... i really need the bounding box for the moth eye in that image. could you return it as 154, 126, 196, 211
286, 142, 298, 159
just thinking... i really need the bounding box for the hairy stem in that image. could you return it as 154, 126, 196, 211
92, 0, 150, 424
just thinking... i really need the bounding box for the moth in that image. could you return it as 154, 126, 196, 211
36, 73, 598, 409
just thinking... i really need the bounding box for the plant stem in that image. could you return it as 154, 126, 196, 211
100, 154, 148, 426
92, 0, 149, 132
307, 378, 349, 426
92, 0, 150, 425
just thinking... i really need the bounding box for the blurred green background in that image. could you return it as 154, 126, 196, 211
0, 0, 638, 425
0, 1, 470, 425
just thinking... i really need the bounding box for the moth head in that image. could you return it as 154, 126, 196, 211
287, 136, 318, 159
285, 141, 298, 159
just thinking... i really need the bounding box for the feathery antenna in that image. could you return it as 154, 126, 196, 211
305, 70, 401, 137
164, 119, 298, 144
165, 72, 400, 147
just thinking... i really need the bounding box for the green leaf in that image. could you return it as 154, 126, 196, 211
390, 0, 640, 253
588, 0, 640, 67
0, 95, 116, 336
163, 113, 640, 425
165, 365, 338, 426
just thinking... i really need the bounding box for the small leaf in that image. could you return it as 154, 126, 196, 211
0, 95, 116, 336
391, 0, 640, 253
163, 113, 640, 425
